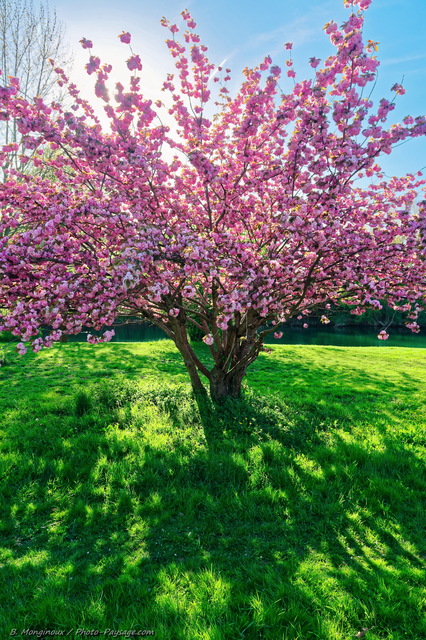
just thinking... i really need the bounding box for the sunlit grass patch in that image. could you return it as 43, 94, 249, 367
0, 342, 425, 638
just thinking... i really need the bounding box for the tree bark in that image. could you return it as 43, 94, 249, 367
172, 320, 208, 397
209, 365, 247, 403
182, 353, 207, 397
165, 313, 264, 402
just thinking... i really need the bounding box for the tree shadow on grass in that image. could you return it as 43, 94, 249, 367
137, 394, 426, 638
1, 348, 425, 638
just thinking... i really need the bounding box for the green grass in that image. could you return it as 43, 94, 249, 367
0, 340, 425, 639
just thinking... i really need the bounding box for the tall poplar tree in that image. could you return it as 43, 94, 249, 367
0, 0, 71, 176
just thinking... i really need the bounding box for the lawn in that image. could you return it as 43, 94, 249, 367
0, 340, 425, 639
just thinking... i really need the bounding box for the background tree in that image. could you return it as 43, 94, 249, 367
0, 0, 71, 177
0, 0, 425, 402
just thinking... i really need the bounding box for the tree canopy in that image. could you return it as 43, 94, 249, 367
1, 0, 425, 400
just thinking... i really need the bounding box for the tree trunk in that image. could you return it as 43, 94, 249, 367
169, 315, 263, 402
209, 365, 247, 403
182, 356, 207, 397
207, 331, 263, 403
172, 320, 208, 397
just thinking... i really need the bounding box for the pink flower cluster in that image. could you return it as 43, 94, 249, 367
0, 1, 424, 373
118, 32, 131, 44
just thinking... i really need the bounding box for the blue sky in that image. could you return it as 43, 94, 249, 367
55, 0, 426, 178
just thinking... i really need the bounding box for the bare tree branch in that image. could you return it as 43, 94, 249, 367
0, 0, 73, 178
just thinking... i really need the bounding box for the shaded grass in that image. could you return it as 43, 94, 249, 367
0, 341, 425, 639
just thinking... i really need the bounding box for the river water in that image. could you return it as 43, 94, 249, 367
69, 324, 426, 348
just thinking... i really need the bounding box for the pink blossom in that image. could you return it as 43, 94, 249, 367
169, 308, 180, 317
406, 322, 420, 333
103, 329, 115, 341
95, 79, 110, 102
203, 334, 214, 345
118, 31, 131, 44
344, 0, 372, 8
324, 21, 338, 35
391, 83, 405, 96
85, 56, 101, 75
377, 330, 389, 341
8, 76, 20, 89
16, 342, 27, 355
303, 324, 309, 329
127, 55, 142, 72
80, 37, 93, 49
274, 332, 283, 339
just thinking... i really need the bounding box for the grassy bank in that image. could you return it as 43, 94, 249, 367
0, 341, 425, 639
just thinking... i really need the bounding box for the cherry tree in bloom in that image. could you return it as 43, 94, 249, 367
1, 0, 426, 401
